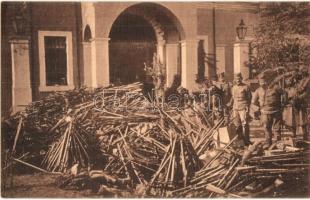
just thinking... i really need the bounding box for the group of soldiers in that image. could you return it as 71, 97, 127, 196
174, 67, 310, 148
143, 61, 309, 148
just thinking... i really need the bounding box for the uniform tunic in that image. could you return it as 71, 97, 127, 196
230, 83, 251, 129
231, 83, 251, 111
219, 81, 232, 105
251, 85, 285, 114
252, 85, 285, 144
285, 77, 310, 126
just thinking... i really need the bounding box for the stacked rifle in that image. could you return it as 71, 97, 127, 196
2, 82, 309, 197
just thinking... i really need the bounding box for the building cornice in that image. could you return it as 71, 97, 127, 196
196, 2, 259, 13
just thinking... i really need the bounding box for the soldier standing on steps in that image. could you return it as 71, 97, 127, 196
229, 73, 252, 146
212, 72, 232, 124
292, 66, 310, 140
251, 76, 287, 147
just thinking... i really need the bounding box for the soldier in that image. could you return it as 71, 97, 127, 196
292, 66, 309, 140
192, 74, 207, 96
252, 76, 286, 147
218, 73, 232, 106
283, 77, 295, 130
207, 76, 222, 124
154, 72, 165, 106
214, 73, 232, 123
143, 62, 155, 99
230, 73, 252, 146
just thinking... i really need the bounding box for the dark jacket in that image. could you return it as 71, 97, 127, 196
252, 85, 286, 114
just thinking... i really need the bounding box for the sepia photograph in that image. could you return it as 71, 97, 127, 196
1, 1, 310, 198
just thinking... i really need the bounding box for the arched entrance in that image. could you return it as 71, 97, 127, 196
108, 3, 185, 86
109, 13, 156, 84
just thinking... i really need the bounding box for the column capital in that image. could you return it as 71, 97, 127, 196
234, 43, 249, 49
157, 39, 166, 45
82, 41, 92, 45
166, 42, 179, 46
180, 39, 199, 46
216, 43, 227, 48
234, 39, 251, 46
93, 37, 110, 42
180, 39, 199, 43
9, 36, 31, 44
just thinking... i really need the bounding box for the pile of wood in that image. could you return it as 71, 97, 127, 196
2, 82, 309, 197
2, 83, 213, 184
172, 140, 310, 197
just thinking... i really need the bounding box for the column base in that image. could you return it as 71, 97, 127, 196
12, 87, 32, 113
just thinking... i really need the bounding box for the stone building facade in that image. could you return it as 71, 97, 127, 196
1, 2, 260, 115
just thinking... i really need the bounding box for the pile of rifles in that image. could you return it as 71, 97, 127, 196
2, 82, 309, 197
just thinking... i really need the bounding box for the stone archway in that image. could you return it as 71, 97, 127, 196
108, 3, 186, 87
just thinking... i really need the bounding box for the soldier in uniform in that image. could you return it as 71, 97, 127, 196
143, 62, 155, 99
211, 73, 232, 124
218, 73, 232, 106
283, 77, 296, 130
192, 74, 207, 96
291, 66, 309, 140
154, 72, 165, 106
217, 73, 232, 121
230, 73, 252, 146
252, 76, 286, 147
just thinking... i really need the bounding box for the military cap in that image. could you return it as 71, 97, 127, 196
218, 72, 225, 79
234, 73, 243, 79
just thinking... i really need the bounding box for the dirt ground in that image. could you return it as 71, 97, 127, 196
2, 173, 100, 198
2, 171, 309, 198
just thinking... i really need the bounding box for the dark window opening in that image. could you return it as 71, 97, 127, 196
84, 25, 92, 42
109, 13, 157, 84
44, 36, 67, 86
197, 40, 206, 82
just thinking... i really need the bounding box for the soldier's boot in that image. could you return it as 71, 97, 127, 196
236, 126, 245, 148
236, 125, 243, 140
301, 125, 308, 140
243, 125, 251, 146
275, 131, 281, 141
292, 126, 297, 138
264, 128, 273, 148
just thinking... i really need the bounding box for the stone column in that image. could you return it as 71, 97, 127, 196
94, 37, 110, 87
197, 36, 209, 79
181, 39, 198, 92
82, 41, 97, 87
216, 44, 226, 74
165, 43, 179, 87
234, 41, 250, 79
9, 38, 32, 113
157, 40, 166, 65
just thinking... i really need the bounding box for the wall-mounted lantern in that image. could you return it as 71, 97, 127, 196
12, 15, 26, 35
11, 2, 28, 35
236, 19, 247, 40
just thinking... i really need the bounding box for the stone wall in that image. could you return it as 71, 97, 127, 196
1, 3, 13, 116
30, 2, 81, 100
